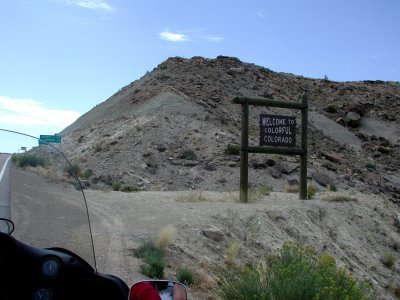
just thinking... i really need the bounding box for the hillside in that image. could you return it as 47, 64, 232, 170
52, 56, 400, 299
60, 56, 400, 202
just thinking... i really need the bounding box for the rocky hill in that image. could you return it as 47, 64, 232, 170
60, 56, 400, 202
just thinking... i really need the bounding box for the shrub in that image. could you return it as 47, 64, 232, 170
226, 242, 241, 265
219, 264, 269, 300
135, 241, 165, 279
135, 241, 164, 262
307, 185, 318, 199
64, 163, 81, 178
13, 154, 46, 168
224, 144, 240, 155
219, 242, 377, 300
120, 185, 139, 192
11, 154, 18, 164
112, 182, 122, 191
319, 252, 336, 269
176, 268, 194, 286
258, 185, 271, 195
248, 185, 271, 201
81, 169, 93, 179
141, 255, 165, 279
155, 225, 176, 250
382, 253, 396, 269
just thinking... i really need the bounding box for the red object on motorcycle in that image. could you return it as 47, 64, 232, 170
129, 280, 187, 300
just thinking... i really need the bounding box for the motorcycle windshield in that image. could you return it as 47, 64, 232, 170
0, 129, 96, 269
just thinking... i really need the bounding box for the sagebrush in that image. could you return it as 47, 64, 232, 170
219, 242, 377, 300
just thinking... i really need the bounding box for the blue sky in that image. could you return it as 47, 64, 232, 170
0, 0, 399, 149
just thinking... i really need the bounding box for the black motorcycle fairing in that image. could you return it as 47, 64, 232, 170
0, 232, 129, 300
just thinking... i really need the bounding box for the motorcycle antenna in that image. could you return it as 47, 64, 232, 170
0, 129, 98, 271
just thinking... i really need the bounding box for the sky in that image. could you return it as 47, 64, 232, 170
0, 0, 399, 151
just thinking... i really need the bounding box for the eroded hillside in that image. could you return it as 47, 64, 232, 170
60, 56, 400, 202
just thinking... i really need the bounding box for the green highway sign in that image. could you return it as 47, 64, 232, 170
39, 135, 62, 144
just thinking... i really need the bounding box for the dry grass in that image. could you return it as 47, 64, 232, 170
286, 185, 299, 193
322, 192, 358, 202
175, 191, 209, 202
226, 242, 241, 265
27, 166, 70, 184
223, 209, 240, 231
155, 224, 176, 250
229, 186, 270, 203
176, 191, 236, 203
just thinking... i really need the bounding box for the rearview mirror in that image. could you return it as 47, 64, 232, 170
129, 280, 187, 300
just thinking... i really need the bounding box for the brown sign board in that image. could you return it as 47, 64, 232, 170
259, 114, 296, 147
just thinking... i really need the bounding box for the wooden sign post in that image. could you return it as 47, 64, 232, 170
233, 94, 308, 202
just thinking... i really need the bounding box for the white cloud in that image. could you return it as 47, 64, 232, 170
0, 97, 80, 129
204, 36, 224, 43
159, 31, 189, 42
256, 11, 267, 18
57, 0, 115, 12
159, 29, 224, 44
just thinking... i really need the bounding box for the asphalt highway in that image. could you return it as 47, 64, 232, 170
0, 153, 12, 225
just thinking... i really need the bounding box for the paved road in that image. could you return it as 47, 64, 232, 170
8, 165, 97, 268
0, 153, 12, 226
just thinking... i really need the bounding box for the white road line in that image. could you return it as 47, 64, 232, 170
0, 155, 11, 182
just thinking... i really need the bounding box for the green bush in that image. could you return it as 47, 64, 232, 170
135, 241, 165, 279
176, 268, 194, 286
319, 252, 336, 269
141, 255, 165, 279
224, 144, 240, 155
81, 169, 93, 179
219, 242, 376, 300
135, 241, 164, 262
220, 265, 269, 300
64, 163, 81, 178
12, 154, 46, 168
120, 185, 139, 192
112, 182, 122, 191
382, 253, 396, 269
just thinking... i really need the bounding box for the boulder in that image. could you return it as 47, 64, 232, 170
202, 225, 225, 242
313, 169, 335, 187
320, 151, 344, 164
270, 166, 282, 178
151, 143, 166, 152
177, 149, 198, 160
346, 112, 361, 127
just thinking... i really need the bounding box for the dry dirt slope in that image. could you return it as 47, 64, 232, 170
85, 189, 400, 299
